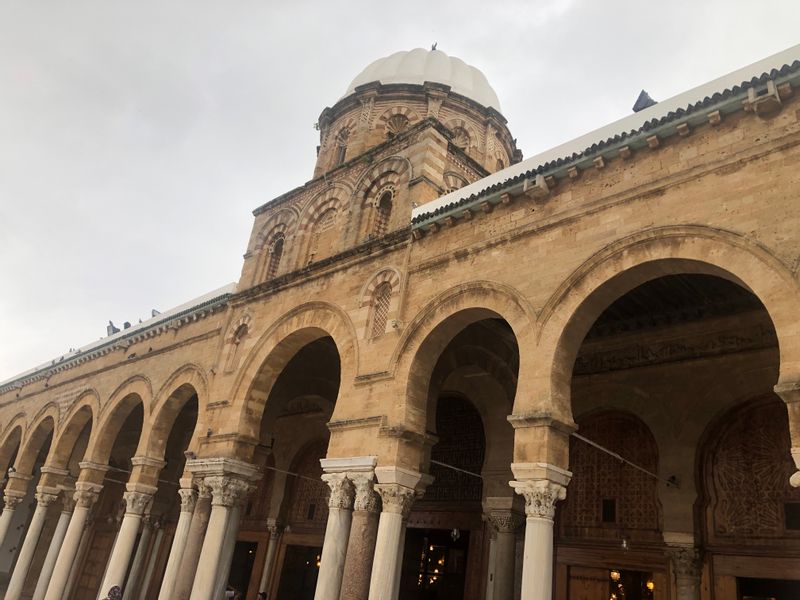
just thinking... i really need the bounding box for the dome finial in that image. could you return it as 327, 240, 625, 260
431, 42, 437, 51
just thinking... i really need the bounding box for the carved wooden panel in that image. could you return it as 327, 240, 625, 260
704, 396, 800, 545
287, 441, 329, 530
425, 396, 485, 503
560, 412, 660, 542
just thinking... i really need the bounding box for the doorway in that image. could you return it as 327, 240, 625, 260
398, 528, 470, 600
275, 544, 322, 600
738, 577, 800, 600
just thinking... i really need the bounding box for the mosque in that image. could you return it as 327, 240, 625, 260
1, 44, 800, 600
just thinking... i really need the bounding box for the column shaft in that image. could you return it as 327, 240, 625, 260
339, 510, 379, 600
137, 526, 164, 600
123, 519, 154, 599
64, 521, 92, 600
211, 504, 243, 600
98, 488, 154, 598
189, 502, 231, 600
367, 510, 405, 600
5, 494, 57, 600
158, 489, 197, 600
33, 508, 72, 600
44, 499, 95, 600
314, 506, 352, 600
173, 492, 212, 599
493, 530, 516, 600
257, 528, 280, 598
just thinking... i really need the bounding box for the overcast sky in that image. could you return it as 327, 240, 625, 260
0, 1, 798, 382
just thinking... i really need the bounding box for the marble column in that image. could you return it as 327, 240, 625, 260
0, 491, 25, 549
189, 475, 251, 600
510, 479, 567, 600
158, 486, 198, 600
32, 493, 75, 600
314, 474, 354, 600
666, 544, 702, 600
211, 500, 246, 600
367, 484, 415, 600
138, 523, 164, 600
257, 523, 282, 598
64, 515, 94, 600
174, 485, 212, 600
340, 475, 380, 600
5, 490, 60, 600
123, 515, 155, 599
98, 485, 156, 598
486, 510, 524, 600
44, 483, 101, 600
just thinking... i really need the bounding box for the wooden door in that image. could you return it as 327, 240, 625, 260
568, 566, 609, 600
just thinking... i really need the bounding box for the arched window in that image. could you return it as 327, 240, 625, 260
335, 128, 349, 166
308, 208, 337, 264
266, 234, 284, 279
370, 282, 392, 338
373, 189, 393, 237
386, 114, 410, 138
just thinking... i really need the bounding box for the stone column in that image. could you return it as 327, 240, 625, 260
340, 474, 380, 600
5, 490, 60, 600
158, 485, 198, 600
43, 483, 101, 600
211, 499, 247, 600
367, 484, 416, 600
257, 523, 282, 598
189, 475, 251, 600
98, 485, 156, 598
313, 474, 354, 600
510, 477, 568, 600
0, 491, 25, 549
666, 544, 702, 600
486, 509, 524, 600
32, 493, 75, 600
138, 522, 164, 600
174, 484, 212, 600
123, 515, 155, 599
64, 515, 94, 600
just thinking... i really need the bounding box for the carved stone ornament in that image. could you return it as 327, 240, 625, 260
35, 491, 59, 508
666, 545, 702, 579
3, 494, 24, 510
267, 524, 283, 537
487, 510, 525, 534
322, 474, 355, 510
123, 491, 154, 516
61, 492, 77, 513
178, 488, 198, 513
510, 480, 567, 521
73, 488, 100, 509
205, 476, 252, 507
374, 484, 416, 518
351, 474, 380, 513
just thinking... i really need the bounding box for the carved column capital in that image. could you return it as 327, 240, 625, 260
374, 484, 415, 518
178, 487, 198, 513
123, 490, 154, 516
204, 475, 253, 507
510, 479, 567, 521
322, 473, 355, 510
61, 491, 76, 512
486, 510, 525, 534
351, 473, 380, 513
35, 491, 60, 508
3, 493, 24, 511
73, 486, 101, 509
666, 544, 703, 579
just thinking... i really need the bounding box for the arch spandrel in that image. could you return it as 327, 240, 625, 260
390, 281, 535, 436
223, 302, 358, 456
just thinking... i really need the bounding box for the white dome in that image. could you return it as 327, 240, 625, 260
343, 48, 501, 112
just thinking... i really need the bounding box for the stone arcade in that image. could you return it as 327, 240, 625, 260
1, 46, 800, 600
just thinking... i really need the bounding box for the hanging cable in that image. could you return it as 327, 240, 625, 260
429, 459, 483, 479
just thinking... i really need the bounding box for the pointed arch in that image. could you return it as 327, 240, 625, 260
15, 404, 58, 475
48, 391, 98, 471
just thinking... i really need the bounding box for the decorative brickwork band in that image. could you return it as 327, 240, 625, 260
510, 480, 567, 521
374, 484, 415, 518
322, 473, 355, 510
351, 474, 380, 513
178, 487, 198, 513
